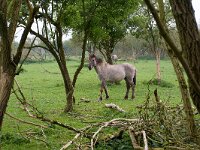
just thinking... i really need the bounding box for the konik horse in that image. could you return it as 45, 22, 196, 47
88, 54, 136, 101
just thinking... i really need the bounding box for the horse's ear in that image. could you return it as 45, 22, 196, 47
89, 53, 96, 58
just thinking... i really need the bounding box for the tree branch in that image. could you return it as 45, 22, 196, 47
13, 6, 39, 65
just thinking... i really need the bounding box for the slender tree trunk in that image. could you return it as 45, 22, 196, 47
72, 29, 89, 88
56, 24, 74, 112
155, 51, 161, 84
30, 28, 74, 112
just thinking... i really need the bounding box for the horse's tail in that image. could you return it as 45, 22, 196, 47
133, 70, 136, 85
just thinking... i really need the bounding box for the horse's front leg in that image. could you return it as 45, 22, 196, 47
99, 80, 109, 101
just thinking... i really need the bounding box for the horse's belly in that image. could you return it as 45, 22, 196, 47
107, 72, 125, 82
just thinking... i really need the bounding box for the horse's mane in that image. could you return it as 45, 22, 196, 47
90, 54, 104, 64
96, 57, 103, 64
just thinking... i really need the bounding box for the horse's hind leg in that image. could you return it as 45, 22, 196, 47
131, 84, 135, 99
131, 76, 136, 99
124, 77, 130, 99
104, 87, 109, 99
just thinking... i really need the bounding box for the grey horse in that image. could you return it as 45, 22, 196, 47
88, 54, 136, 101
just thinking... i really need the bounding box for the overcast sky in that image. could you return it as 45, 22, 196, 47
192, 0, 200, 25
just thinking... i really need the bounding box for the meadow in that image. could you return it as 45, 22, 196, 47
2, 58, 183, 149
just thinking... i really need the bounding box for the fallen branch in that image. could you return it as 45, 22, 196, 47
5, 112, 47, 129
90, 118, 141, 150
105, 103, 125, 112
128, 127, 149, 150
129, 127, 143, 150
142, 130, 148, 150
60, 133, 81, 150
13, 79, 81, 133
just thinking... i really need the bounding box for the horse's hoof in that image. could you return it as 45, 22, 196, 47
106, 95, 109, 99
98, 97, 103, 101
131, 96, 135, 99
124, 96, 128, 100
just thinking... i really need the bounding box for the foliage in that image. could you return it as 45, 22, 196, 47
61, 0, 141, 62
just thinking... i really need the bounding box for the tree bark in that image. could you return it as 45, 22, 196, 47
0, 69, 15, 128
169, 0, 200, 113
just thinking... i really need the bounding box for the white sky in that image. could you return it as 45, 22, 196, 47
192, 0, 200, 25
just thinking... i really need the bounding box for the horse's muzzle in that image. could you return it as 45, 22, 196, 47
88, 65, 92, 70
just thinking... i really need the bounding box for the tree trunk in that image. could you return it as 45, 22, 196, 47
0, 68, 15, 127
57, 24, 74, 112
72, 28, 89, 88
157, 0, 197, 138
168, 50, 197, 139
106, 49, 113, 65
155, 51, 161, 84
0, 1, 38, 131
30, 29, 74, 112
169, 0, 200, 113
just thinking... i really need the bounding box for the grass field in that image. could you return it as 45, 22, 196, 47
2, 58, 183, 149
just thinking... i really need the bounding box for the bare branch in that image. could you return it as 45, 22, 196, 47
5, 112, 47, 128
13, 6, 39, 65
15, 36, 37, 75
60, 133, 81, 150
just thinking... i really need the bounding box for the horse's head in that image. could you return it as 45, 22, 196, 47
88, 54, 97, 70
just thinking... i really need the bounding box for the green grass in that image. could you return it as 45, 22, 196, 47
2, 59, 183, 149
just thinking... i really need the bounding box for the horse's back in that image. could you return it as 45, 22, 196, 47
104, 64, 126, 82
122, 63, 136, 78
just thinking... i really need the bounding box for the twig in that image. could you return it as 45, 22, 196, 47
60, 133, 81, 150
